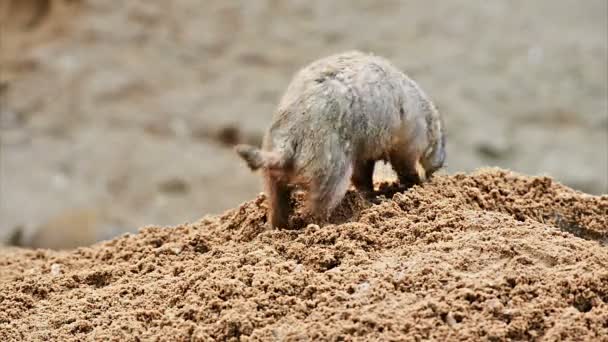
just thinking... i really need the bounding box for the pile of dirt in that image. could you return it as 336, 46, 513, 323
0, 168, 606, 341
3, 0, 607, 248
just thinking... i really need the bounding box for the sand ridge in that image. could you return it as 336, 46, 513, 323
0, 168, 607, 341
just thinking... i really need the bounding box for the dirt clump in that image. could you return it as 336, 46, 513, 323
0, 168, 606, 341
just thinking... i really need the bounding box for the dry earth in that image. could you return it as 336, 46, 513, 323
1, 1, 607, 246
0, 169, 607, 341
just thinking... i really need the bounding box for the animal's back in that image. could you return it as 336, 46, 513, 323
266, 51, 407, 171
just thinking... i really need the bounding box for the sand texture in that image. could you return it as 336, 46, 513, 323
0, 169, 606, 341
2, 0, 607, 248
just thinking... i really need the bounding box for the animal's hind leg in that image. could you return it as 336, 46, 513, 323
351, 160, 375, 194
264, 171, 292, 228
308, 163, 353, 223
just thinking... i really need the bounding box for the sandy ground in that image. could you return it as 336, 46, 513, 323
1, 2, 607, 340
0, 169, 606, 340
0, 0, 606, 248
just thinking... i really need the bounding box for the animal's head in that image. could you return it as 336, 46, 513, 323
420, 109, 446, 177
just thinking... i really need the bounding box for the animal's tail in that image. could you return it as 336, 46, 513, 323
235, 144, 288, 171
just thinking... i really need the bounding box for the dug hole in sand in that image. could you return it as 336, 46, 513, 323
0, 168, 607, 341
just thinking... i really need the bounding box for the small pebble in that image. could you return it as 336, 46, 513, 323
50, 263, 62, 276
486, 298, 504, 313
357, 281, 370, 293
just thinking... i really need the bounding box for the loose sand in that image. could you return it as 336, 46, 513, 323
2, 0, 607, 246
1, 168, 607, 341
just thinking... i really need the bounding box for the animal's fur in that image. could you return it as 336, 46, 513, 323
236, 51, 446, 228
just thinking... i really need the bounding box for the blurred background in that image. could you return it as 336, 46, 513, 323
1, 0, 606, 250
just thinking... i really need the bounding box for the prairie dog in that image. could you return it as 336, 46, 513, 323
236, 51, 446, 228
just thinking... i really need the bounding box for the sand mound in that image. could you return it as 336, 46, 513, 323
1, 168, 606, 341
